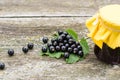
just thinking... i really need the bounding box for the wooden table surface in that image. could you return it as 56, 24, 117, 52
0, 0, 120, 80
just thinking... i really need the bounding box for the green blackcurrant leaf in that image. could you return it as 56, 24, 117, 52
39, 51, 49, 56
80, 38, 89, 57
66, 54, 80, 64
66, 29, 78, 41
39, 52, 44, 56
48, 52, 63, 59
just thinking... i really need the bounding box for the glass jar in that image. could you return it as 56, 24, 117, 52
86, 5, 120, 64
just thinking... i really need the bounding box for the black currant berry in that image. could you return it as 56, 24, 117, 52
0, 62, 5, 70
58, 30, 63, 35
78, 45, 82, 50
67, 47, 73, 53
58, 36, 63, 42
42, 46, 47, 53
63, 40, 68, 44
63, 32, 68, 35
51, 39, 56, 43
55, 46, 60, 52
65, 43, 69, 48
8, 49, 14, 56
52, 41, 58, 46
59, 43, 64, 47
49, 46, 55, 53
68, 39, 75, 45
76, 42, 80, 46
22, 47, 29, 53
60, 34, 66, 39
78, 51, 84, 57
66, 35, 72, 40
64, 52, 70, 58
71, 44, 76, 49
47, 43, 52, 48
61, 46, 66, 52
42, 37, 48, 44
73, 48, 78, 54
27, 43, 34, 50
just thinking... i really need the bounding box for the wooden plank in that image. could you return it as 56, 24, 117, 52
0, 0, 119, 17
0, 17, 88, 36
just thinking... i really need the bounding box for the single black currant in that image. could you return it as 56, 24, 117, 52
78, 51, 84, 57
75, 42, 80, 46
60, 34, 66, 39
65, 43, 69, 48
42, 46, 47, 53
63, 40, 68, 44
47, 43, 52, 48
8, 49, 14, 56
49, 46, 55, 53
68, 39, 75, 45
52, 41, 58, 46
58, 36, 63, 42
73, 48, 78, 54
42, 37, 48, 44
67, 47, 73, 53
58, 30, 63, 35
27, 43, 34, 50
55, 46, 61, 52
63, 32, 68, 35
61, 46, 66, 52
77, 45, 82, 50
64, 52, 70, 58
51, 39, 56, 43
0, 62, 5, 70
71, 44, 76, 49
66, 35, 72, 40
59, 43, 64, 47
22, 47, 29, 53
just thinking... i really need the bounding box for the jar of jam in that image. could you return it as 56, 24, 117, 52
86, 5, 120, 64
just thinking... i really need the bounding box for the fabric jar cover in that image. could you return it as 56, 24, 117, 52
86, 4, 120, 49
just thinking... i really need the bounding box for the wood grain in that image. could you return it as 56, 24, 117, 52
0, 0, 119, 17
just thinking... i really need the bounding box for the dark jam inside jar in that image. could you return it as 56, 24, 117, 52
94, 43, 120, 65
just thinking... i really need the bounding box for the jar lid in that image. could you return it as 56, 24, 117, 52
86, 4, 120, 49
99, 4, 120, 31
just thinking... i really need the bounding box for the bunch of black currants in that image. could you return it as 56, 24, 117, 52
41, 30, 84, 59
